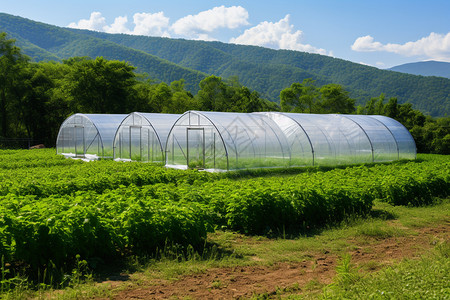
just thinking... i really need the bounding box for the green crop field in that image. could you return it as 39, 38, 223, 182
0, 149, 448, 298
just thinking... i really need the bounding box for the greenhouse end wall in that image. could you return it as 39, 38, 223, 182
113, 112, 181, 163
165, 111, 292, 171
56, 113, 127, 159
165, 111, 416, 171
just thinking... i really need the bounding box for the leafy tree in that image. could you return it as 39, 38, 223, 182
225, 78, 276, 113
196, 75, 228, 111
168, 79, 198, 113
195, 75, 272, 113
0, 32, 29, 138
232, 86, 261, 112
280, 82, 304, 112
62, 57, 137, 113
281, 79, 354, 114
384, 97, 399, 119
318, 84, 355, 114
133, 79, 198, 113
150, 82, 172, 113
17, 62, 71, 145
359, 94, 386, 115
300, 78, 320, 113
410, 117, 449, 154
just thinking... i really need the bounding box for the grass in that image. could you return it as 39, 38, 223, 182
321, 241, 450, 299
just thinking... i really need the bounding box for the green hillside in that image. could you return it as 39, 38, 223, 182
68, 29, 450, 116
0, 13, 207, 93
0, 12, 448, 116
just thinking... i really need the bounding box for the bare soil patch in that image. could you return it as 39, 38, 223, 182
100, 223, 449, 299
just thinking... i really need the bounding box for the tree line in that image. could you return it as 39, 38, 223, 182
0, 32, 448, 154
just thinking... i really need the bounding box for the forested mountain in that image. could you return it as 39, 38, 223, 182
0, 13, 207, 93
0, 12, 449, 116
388, 61, 450, 79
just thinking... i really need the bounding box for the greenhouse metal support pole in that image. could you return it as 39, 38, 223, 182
202, 129, 205, 168
284, 115, 315, 167
186, 127, 189, 168
129, 127, 132, 160
148, 130, 151, 162
140, 127, 142, 161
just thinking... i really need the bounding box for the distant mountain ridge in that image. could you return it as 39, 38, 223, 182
0, 12, 449, 117
389, 61, 450, 79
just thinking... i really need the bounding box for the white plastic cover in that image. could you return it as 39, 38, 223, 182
263, 112, 416, 166
165, 111, 291, 170
113, 112, 181, 162
57, 112, 416, 168
166, 111, 416, 170
56, 113, 127, 159
368, 115, 417, 159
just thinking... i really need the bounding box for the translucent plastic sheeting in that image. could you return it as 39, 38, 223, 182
113, 112, 181, 162
56, 113, 127, 159
165, 111, 291, 171
261, 112, 314, 166
264, 113, 374, 166
262, 113, 416, 166
343, 115, 398, 162
368, 115, 417, 159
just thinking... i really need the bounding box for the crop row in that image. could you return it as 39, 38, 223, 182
0, 154, 448, 276
1, 150, 448, 204
0, 192, 211, 275
0, 150, 448, 280
0, 150, 214, 197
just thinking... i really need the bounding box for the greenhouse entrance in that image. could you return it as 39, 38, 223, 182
129, 126, 142, 161
117, 125, 161, 162
187, 128, 205, 169
74, 126, 85, 157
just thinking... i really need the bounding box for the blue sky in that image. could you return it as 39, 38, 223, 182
1, 0, 449, 68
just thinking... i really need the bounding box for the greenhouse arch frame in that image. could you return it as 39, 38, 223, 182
165, 111, 292, 171
56, 113, 127, 160
165, 111, 416, 171
113, 112, 181, 163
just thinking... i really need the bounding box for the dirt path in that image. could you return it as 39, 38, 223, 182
100, 224, 449, 299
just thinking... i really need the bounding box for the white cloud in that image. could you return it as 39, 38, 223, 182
104, 16, 130, 34
68, 7, 248, 40
68, 11, 170, 37
230, 15, 329, 55
132, 12, 170, 36
351, 32, 450, 62
171, 5, 249, 39
68, 12, 107, 31
67, 8, 331, 55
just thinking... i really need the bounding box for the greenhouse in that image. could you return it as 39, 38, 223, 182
56, 113, 127, 160
165, 111, 416, 171
165, 111, 291, 170
113, 112, 181, 162
262, 113, 416, 166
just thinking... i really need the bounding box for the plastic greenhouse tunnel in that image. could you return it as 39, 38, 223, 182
113, 112, 181, 163
165, 111, 416, 171
56, 113, 127, 160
